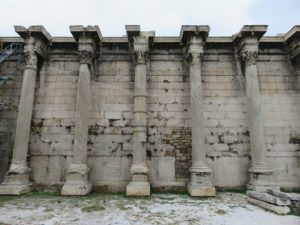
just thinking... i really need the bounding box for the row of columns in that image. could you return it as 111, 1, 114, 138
1, 25, 292, 196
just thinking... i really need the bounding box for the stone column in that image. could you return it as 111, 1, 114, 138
126, 32, 153, 196
61, 26, 101, 195
187, 36, 216, 197
0, 26, 51, 195
242, 49, 278, 191
235, 25, 278, 192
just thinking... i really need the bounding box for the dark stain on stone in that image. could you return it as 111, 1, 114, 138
65, 126, 72, 133
218, 134, 224, 144
289, 136, 300, 144
146, 150, 152, 158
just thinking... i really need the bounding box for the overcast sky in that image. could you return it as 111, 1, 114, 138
0, 0, 299, 37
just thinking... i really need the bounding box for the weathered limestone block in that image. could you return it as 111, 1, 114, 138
267, 189, 300, 201
248, 197, 291, 215
247, 190, 291, 206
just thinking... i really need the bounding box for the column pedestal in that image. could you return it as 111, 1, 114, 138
61, 164, 91, 195
247, 166, 279, 192
126, 164, 150, 196
0, 164, 31, 195
188, 167, 216, 197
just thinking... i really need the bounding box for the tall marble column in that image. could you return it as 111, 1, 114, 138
0, 26, 50, 195
182, 28, 215, 197
126, 29, 154, 196
61, 26, 101, 195
235, 25, 278, 192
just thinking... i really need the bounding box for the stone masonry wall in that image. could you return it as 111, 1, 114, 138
0, 32, 299, 192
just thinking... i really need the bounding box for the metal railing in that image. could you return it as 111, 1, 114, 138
0, 43, 23, 64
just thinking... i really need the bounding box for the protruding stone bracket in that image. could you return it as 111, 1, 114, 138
233, 25, 267, 70
14, 26, 51, 59
180, 25, 209, 66
126, 25, 155, 66
180, 25, 210, 44
284, 26, 300, 68
70, 25, 102, 78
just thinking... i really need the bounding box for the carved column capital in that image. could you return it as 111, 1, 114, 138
186, 36, 204, 65
186, 51, 203, 64
241, 50, 258, 66
24, 38, 38, 69
134, 50, 148, 65
79, 50, 94, 65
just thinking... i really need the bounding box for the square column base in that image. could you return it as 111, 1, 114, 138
61, 163, 92, 196
188, 184, 216, 197
0, 164, 32, 195
248, 168, 279, 192
61, 182, 91, 196
126, 181, 150, 197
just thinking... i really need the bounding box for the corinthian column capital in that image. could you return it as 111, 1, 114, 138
186, 51, 203, 64
241, 50, 258, 66
24, 40, 38, 69
79, 50, 94, 65
134, 50, 148, 65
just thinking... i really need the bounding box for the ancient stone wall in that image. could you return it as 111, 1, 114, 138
0, 25, 299, 195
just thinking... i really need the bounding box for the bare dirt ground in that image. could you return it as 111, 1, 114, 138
0, 192, 299, 225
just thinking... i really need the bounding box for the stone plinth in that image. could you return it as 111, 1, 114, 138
61, 164, 92, 195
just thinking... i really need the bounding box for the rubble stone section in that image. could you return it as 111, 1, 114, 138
0, 25, 299, 194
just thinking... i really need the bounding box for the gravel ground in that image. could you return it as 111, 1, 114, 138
0, 192, 299, 225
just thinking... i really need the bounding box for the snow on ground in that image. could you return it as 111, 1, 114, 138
0, 192, 299, 225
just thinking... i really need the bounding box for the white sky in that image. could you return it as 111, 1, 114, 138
0, 0, 299, 37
